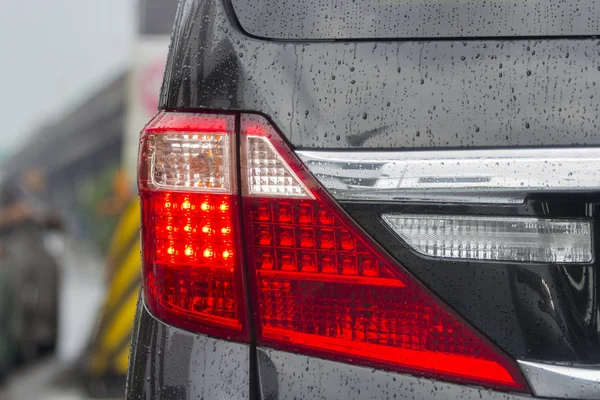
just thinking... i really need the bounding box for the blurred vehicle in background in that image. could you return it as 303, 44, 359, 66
0, 0, 176, 399
0, 170, 61, 371
0, 71, 127, 395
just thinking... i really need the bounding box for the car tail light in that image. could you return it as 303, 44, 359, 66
139, 112, 248, 341
139, 111, 530, 392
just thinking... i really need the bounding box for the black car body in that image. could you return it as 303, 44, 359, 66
127, 0, 600, 399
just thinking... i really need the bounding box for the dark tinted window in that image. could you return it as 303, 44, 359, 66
231, 0, 600, 39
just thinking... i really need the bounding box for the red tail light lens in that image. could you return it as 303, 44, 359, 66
138, 111, 529, 392
139, 113, 247, 341
239, 114, 528, 392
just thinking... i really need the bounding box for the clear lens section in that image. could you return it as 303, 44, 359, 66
147, 133, 231, 191
382, 214, 593, 263
245, 136, 311, 198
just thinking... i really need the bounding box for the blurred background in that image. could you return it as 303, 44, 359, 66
0, 1, 178, 398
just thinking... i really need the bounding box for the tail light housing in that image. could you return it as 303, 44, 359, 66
139, 111, 530, 392
139, 113, 248, 340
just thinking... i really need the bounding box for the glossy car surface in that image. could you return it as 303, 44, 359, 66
127, 0, 600, 399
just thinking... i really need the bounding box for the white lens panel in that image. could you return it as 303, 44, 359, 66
382, 214, 592, 263
245, 135, 312, 198
148, 133, 231, 192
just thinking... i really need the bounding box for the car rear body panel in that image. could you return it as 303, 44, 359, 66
126, 296, 251, 400
162, 1, 600, 150
128, 0, 600, 398
257, 347, 534, 400
158, 0, 600, 365
230, 0, 600, 39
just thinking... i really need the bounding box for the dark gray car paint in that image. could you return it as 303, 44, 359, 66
162, 0, 600, 150
130, 0, 600, 397
257, 347, 533, 400
158, 0, 600, 365
231, 0, 600, 39
126, 296, 250, 400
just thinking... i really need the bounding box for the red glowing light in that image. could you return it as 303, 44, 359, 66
139, 113, 247, 342
138, 112, 529, 393
240, 114, 528, 392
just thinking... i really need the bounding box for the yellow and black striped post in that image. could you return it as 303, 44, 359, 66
88, 199, 142, 377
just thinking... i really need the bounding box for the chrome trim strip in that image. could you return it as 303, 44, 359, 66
298, 147, 600, 204
518, 360, 600, 399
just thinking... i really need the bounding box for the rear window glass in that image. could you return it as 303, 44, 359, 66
231, 0, 600, 39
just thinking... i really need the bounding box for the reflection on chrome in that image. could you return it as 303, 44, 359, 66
518, 361, 600, 399
298, 148, 600, 204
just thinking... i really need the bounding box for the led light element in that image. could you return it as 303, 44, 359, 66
243, 128, 313, 198
138, 112, 531, 393
240, 114, 529, 392
382, 214, 593, 263
139, 112, 247, 341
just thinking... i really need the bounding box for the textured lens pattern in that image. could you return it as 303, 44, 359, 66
383, 214, 592, 263
250, 199, 396, 281
142, 191, 241, 330
152, 269, 237, 321
246, 136, 310, 197
245, 197, 520, 386
149, 133, 231, 191
259, 280, 472, 351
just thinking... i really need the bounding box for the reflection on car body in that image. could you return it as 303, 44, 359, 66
126, 1, 600, 399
